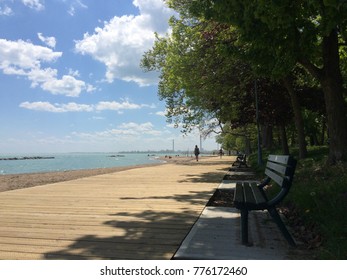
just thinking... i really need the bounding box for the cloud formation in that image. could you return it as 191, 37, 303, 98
72, 121, 163, 139
75, 0, 174, 86
0, 5, 13, 16
22, 0, 44, 11
37, 33, 56, 48
19, 100, 154, 113
0, 38, 94, 97
67, 0, 88, 16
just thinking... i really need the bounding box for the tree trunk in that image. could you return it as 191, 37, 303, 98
321, 116, 326, 145
321, 31, 347, 163
244, 136, 252, 155
265, 125, 273, 150
283, 76, 308, 159
279, 125, 290, 155
300, 29, 347, 163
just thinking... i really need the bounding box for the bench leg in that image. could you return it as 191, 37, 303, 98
268, 207, 296, 246
240, 209, 249, 245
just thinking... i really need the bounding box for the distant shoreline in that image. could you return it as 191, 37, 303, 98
0, 153, 168, 175
0, 156, 55, 161
0, 162, 163, 193
0, 156, 198, 193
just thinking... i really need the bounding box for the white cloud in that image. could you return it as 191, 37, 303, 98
95, 100, 141, 111
119, 121, 153, 131
73, 122, 163, 140
155, 110, 166, 117
19, 101, 94, 112
40, 75, 87, 97
0, 38, 94, 97
1, 1, 44, 16
0, 5, 13, 16
67, 0, 88, 16
75, 0, 175, 86
0, 39, 61, 69
86, 84, 97, 92
37, 33, 56, 48
19, 100, 152, 113
22, 0, 44, 11
68, 68, 80, 77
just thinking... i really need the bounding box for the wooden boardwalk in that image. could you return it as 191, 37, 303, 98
0, 157, 231, 259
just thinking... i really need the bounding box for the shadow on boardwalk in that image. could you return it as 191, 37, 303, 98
43, 192, 220, 259
42, 159, 231, 259
44, 209, 203, 260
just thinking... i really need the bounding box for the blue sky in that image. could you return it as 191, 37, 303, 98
0, 0, 218, 153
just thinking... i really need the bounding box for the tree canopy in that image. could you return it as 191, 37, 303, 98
141, 14, 294, 149
164, 0, 347, 163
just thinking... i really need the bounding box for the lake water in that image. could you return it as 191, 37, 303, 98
0, 153, 168, 175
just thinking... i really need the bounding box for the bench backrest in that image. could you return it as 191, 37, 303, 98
264, 154, 297, 206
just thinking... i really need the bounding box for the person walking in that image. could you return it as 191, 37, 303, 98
194, 145, 200, 161
219, 148, 223, 158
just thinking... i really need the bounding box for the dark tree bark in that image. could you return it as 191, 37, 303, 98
300, 29, 347, 163
279, 125, 290, 155
283, 77, 308, 159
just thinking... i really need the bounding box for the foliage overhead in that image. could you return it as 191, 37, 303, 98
166, 0, 347, 163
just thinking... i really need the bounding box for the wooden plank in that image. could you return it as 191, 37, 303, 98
249, 183, 266, 205
265, 168, 285, 186
267, 155, 290, 165
0, 156, 231, 260
0, 250, 174, 260
233, 183, 244, 208
266, 161, 287, 175
243, 183, 256, 206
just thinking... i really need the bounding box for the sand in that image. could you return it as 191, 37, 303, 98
0, 156, 195, 193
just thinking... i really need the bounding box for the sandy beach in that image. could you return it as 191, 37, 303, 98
0, 156, 195, 193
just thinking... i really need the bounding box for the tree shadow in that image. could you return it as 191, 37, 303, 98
43, 194, 214, 259
120, 190, 214, 206
175, 160, 231, 168
43, 210, 202, 259
177, 170, 227, 184
43, 159, 232, 259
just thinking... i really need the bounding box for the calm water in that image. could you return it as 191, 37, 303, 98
0, 153, 167, 175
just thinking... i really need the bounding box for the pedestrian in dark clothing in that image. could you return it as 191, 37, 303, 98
194, 145, 200, 161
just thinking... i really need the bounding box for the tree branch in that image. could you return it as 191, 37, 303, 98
298, 58, 323, 81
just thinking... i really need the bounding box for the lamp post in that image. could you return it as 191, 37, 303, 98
255, 80, 263, 165
199, 134, 202, 152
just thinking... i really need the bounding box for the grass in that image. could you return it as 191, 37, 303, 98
248, 146, 347, 259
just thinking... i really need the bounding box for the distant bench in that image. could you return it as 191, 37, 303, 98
233, 155, 297, 246
232, 154, 248, 168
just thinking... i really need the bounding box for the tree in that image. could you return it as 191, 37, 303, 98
142, 14, 295, 155
167, 0, 347, 163
141, 18, 258, 135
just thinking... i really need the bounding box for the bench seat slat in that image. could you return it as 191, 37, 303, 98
250, 183, 266, 205
234, 182, 267, 210
265, 168, 285, 186
234, 183, 245, 208
267, 155, 290, 165
266, 161, 288, 175
243, 183, 256, 206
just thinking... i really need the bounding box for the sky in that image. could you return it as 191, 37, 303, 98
0, 0, 218, 154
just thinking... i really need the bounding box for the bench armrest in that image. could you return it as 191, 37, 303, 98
267, 188, 290, 208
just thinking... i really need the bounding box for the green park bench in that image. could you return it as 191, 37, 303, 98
233, 154, 297, 246
232, 153, 248, 168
